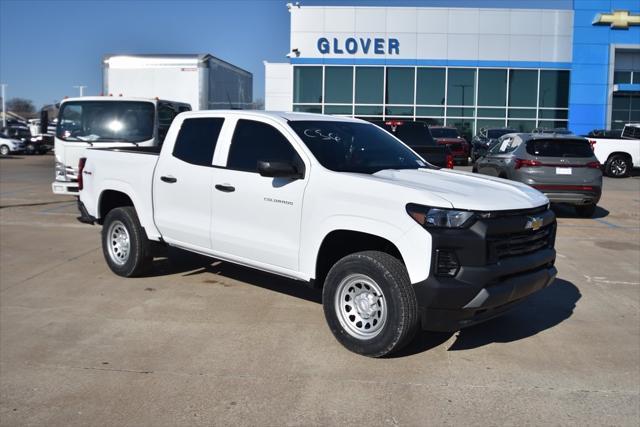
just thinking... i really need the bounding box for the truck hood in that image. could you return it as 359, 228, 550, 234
372, 168, 548, 211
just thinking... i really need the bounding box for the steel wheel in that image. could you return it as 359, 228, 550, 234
609, 158, 627, 176
0, 145, 9, 156
106, 220, 130, 265
334, 273, 387, 340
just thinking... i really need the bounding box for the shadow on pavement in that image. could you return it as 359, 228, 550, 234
552, 203, 609, 219
395, 278, 580, 357
144, 247, 322, 304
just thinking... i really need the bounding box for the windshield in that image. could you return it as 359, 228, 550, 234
289, 121, 430, 174
56, 101, 155, 143
526, 139, 594, 158
487, 129, 515, 139
430, 128, 459, 138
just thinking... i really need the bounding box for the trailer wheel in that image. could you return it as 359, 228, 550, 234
322, 251, 418, 357
101, 207, 152, 277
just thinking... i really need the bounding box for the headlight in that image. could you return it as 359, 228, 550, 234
406, 204, 476, 228
55, 161, 67, 180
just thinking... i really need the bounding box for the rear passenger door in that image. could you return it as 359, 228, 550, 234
153, 117, 224, 249
210, 118, 308, 272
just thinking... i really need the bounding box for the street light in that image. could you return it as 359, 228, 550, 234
1, 84, 7, 129
73, 85, 87, 97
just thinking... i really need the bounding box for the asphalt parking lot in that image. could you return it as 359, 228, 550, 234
0, 154, 639, 426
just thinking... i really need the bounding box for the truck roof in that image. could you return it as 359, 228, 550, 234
59, 96, 189, 105
179, 110, 364, 124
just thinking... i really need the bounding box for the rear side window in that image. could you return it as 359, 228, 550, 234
227, 119, 300, 172
172, 118, 224, 166
525, 139, 594, 158
380, 122, 435, 146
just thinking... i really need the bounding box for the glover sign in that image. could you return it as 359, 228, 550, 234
317, 37, 400, 55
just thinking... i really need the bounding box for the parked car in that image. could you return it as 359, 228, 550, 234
1, 125, 49, 154
471, 127, 516, 162
78, 111, 557, 357
586, 129, 623, 139
0, 134, 26, 156
473, 133, 602, 217
372, 120, 453, 168
588, 123, 639, 178
429, 126, 470, 165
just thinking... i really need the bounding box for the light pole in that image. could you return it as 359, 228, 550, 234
1, 84, 7, 129
73, 85, 87, 97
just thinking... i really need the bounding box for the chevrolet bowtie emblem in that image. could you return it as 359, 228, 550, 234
593, 10, 640, 29
525, 217, 544, 231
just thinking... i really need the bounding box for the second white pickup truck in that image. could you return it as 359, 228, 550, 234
78, 111, 557, 357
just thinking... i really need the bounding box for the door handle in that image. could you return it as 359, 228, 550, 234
160, 175, 177, 183
215, 184, 235, 193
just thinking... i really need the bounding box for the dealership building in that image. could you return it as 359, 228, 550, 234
264, 1, 639, 137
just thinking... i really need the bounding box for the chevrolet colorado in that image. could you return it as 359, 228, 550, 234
78, 111, 557, 357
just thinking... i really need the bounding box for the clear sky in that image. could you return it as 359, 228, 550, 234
0, 0, 572, 109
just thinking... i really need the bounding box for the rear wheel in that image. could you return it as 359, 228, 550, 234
604, 154, 631, 178
575, 204, 596, 218
322, 251, 418, 357
101, 207, 152, 277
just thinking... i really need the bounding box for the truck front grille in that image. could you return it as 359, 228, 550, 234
489, 224, 554, 260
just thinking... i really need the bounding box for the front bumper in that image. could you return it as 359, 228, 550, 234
51, 180, 79, 195
414, 207, 557, 332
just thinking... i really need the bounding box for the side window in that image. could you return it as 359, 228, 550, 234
227, 119, 301, 173
158, 103, 179, 144
172, 118, 224, 167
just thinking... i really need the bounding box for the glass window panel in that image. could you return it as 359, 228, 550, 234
477, 108, 506, 118
612, 96, 631, 109
536, 120, 569, 130
385, 106, 413, 116
293, 67, 322, 103
293, 104, 322, 113
447, 68, 476, 106
633, 73, 639, 84
446, 107, 475, 117
630, 110, 640, 122
173, 118, 224, 167
445, 118, 474, 141
423, 118, 444, 126
611, 110, 630, 123
508, 108, 536, 118
538, 109, 568, 119
539, 70, 570, 108
355, 67, 384, 104
355, 105, 383, 115
614, 71, 632, 84
508, 70, 537, 107
325, 67, 353, 104
478, 69, 507, 106
416, 107, 444, 116
324, 105, 353, 115
416, 68, 446, 105
386, 67, 414, 104
477, 119, 507, 131
631, 96, 640, 109
507, 119, 536, 132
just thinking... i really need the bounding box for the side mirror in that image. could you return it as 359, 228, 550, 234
257, 160, 303, 179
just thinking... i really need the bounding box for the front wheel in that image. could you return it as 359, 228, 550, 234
322, 251, 418, 357
0, 145, 9, 156
604, 154, 631, 178
101, 206, 152, 277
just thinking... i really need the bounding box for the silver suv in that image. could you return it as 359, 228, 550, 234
473, 133, 602, 217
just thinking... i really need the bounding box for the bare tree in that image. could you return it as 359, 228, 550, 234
7, 98, 36, 116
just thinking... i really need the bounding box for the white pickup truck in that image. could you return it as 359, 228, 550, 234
588, 124, 639, 178
78, 111, 557, 357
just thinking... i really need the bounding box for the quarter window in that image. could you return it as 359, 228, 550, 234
172, 118, 224, 166
227, 120, 301, 173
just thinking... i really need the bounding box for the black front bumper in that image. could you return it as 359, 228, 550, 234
415, 207, 557, 332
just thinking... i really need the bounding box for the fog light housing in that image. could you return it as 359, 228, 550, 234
435, 250, 459, 277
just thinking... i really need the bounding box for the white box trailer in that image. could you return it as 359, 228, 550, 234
103, 54, 252, 111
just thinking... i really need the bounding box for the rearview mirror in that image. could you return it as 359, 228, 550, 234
257, 160, 303, 179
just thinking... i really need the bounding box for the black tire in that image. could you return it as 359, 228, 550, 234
101, 206, 152, 277
26, 144, 35, 154
604, 154, 631, 178
0, 145, 9, 156
575, 204, 596, 218
322, 251, 418, 357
